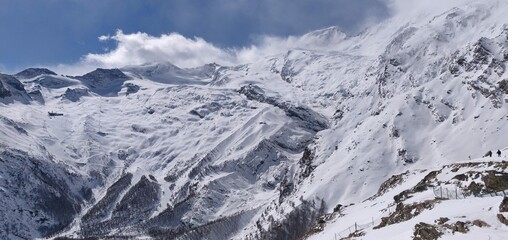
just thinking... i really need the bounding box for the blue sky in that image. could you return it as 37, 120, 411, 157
0, 0, 388, 73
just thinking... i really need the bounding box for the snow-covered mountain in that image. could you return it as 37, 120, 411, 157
2, 1, 508, 239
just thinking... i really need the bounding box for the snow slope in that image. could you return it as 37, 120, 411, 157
1, 0, 508, 239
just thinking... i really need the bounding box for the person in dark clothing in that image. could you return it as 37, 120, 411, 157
484, 150, 492, 157
497, 149, 502, 157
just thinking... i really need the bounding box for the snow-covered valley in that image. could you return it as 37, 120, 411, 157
2, 1, 508, 239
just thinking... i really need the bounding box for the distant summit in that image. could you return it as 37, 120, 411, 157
78, 68, 129, 81
302, 26, 347, 41
15, 68, 57, 79
76, 68, 131, 96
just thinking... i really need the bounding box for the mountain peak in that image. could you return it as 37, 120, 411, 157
79, 68, 129, 80
15, 68, 57, 79
302, 26, 347, 42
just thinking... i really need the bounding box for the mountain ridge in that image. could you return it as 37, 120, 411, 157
1, 1, 508, 239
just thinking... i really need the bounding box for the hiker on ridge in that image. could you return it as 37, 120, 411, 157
497, 149, 502, 157
484, 150, 492, 157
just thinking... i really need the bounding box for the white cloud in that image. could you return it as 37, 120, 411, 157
236, 27, 347, 63
98, 35, 110, 41
82, 30, 236, 69
53, 27, 348, 75
54, 0, 487, 75
385, 0, 477, 22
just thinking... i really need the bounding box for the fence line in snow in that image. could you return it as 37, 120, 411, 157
477, 189, 508, 198
334, 216, 382, 239
432, 186, 466, 199
332, 187, 507, 239
432, 186, 508, 199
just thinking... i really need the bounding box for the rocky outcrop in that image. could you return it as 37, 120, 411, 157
76, 68, 131, 96
0, 74, 31, 103
61, 88, 90, 102
80, 175, 160, 237
375, 200, 438, 229
500, 197, 508, 212
413, 222, 442, 240
0, 149, 90, 239
239, 84, 328, 132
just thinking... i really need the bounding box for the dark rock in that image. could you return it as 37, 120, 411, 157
80, 68, 129, 80
453, 173, 468, 181
81, 173, 133, 224
413, 222, 442, 240
124, 82, 140, 95
332, 109, 344, 120
0, 74, 32, 103
498, 79, 508, 94
61, 88, 89, 102
467, 181, 483, 196
435, 217, 449, 225
451, 221, 468, 233
375, 200, 438, 229
376, 172, 406, 197
299, 146, 316, 179
394, 190, 411, 203
497, 214, 508, 226
28, 90, 44, 104
0, 79, 10, 98
279, 174, 295, 204
472, 219, 490, 228
500, 197, 508, 212
482, 171, 508, 192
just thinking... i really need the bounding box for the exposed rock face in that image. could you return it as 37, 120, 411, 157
0, 74, 31, 103
124, 82, 140, 95
253, 200, 325, 240
61, 88, 90, 102
498, 214, 508, 226
0, 149, 90, 239
482, 172, 508, 192
450, 221, 469, 233
81, 175, 160, 237
375, 200, 438, 229
472, 219, 489, 228
413, 222, 442, 240
76, 68, 131, 96
0, 79, 10, 98
500, 197, 508, 212
239, 84, 328, 132
81, 173, 133, 226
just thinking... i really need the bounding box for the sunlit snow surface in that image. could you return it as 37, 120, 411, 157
2, 1, 508, 239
